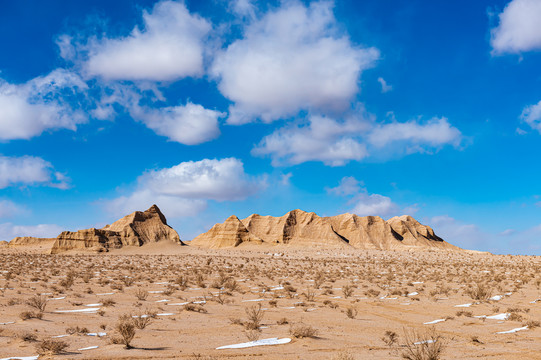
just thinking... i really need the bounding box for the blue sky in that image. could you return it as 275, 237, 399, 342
1, 0, 541, 254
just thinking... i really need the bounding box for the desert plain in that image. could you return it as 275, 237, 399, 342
1, 244, 540, 360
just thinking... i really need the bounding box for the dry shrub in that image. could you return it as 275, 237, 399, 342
26, 295, 47, 312
132, 312, 153, 329
342, 284, 354, 298
277, 317, 289, 325
524, 320, 540, 328
114, 318, 136, 349
102, 298, 116, 307
289, 323, 318, 338
382, 330, 399, 347
401, 327, 444, 360
345, 306, 358, 319
37, 339, 68, 356
184, 303, 207, 313
244, 303, 264, 330
66, 326, 89, 335
134, 288, 148, 301
465, 283, 492, 301
19, 311, 42, 320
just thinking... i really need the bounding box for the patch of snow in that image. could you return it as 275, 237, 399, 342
242, 299, 264, 302
86, 332, 106, 337
157, 313, 175, 316
85, 303, 102, 307
78, 346, 99, 351
407, 292, 419, 296
54, 307, 101, 313
414, 339, 436, 345
490, 295, 503, 301
496, 326, 528, 334
217, 337, 291, 350
96, 292, 114, 296
423, 319, 446, 325
454, 303, 472, 307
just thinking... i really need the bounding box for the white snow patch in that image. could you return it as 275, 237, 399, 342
86, 332, 106, 337
496, 326, 528, 334
490, 295, 503, 301
454, 303, 472, 308
54, 307, 101, 313
78, 346, 99, 351
475, 313, 510, 320
0, 356, 39, 360
423, 319, 446, 325
85, 303, 102, 307
217, 337, 291, 350
242, 299, 264, 302
407, 292, 419, 296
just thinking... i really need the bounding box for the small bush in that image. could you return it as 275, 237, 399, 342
382, 330, 399, 347
37, 339, 68, 356
401, 327, 444, 360
115, 318, 136, 349
289, 323, 318, 338
26, 295, 47, 312
244, 303, 264, 330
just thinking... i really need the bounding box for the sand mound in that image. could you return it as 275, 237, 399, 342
191, 209, 459, 251
9, 205, 182, 254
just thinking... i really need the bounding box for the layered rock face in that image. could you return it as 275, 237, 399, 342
191, 209, 459, 251
193, 215, 264, 249
10, 205, 182, 253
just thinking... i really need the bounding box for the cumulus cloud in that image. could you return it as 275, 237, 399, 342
253, 115, 370, 166
328, 176, 401, 218
0, 69, 87, 140
107, 158, 266, 217
130, 102, 224, 145
490, 0, 541, 54
368, 117, 462, 152
78, 1, 211, 81
520, 100, 541, 132
0, 223, 63, 241
212, 0, 379, 124
0, 155, 70, 189
351, 192, 399, 217
430, 215, 491, 251
254, 113, 462, 166
326, 176, 362, 196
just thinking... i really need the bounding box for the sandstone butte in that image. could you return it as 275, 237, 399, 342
9, 204, 182, 254
190, 209, 461, 251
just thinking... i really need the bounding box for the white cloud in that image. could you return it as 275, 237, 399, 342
0, 155, 69, 189
130, 102, 224, 145
520, 100, 541, 132
0, 69, 87, 140
212, 0, 379, 124
429, 215, 489, 250
327, 176, 362, 196
368, 117, 462, 151
107, 158, 266, 218
351, 192, 399, 218
0, 223, 63, 241
230, 0, 256, 20
81, 1, 211, 81
252, 115, 370, 166
377, 77, 392, 93
328, 176, 400, 218
490, 0, 541, 54
254, 113, 462, 166
0, 200, 24, 218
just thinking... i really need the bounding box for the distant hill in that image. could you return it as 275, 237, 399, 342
190, 209, 460, 251
9, 205, 182, 253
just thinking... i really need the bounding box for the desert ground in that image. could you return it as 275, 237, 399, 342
1, 245, 540, 359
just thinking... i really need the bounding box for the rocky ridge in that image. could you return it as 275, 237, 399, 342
191, 209, 458, 251
9, 205, 182, 253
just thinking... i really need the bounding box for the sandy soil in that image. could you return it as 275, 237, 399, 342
0, 245, 540, 359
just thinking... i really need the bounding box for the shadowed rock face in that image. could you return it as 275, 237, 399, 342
191, 209, 459, 251
10, 205, 182, 254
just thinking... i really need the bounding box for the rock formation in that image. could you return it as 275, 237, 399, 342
193, 215, 264, 249
191, 209, 459, 251
9, 205, 182, 253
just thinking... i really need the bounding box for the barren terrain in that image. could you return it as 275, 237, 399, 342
1, 245, 540, 359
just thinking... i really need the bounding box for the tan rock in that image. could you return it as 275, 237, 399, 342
192, 209, 460, 251
191, 215, 264, 248
10, 204, 182, 254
